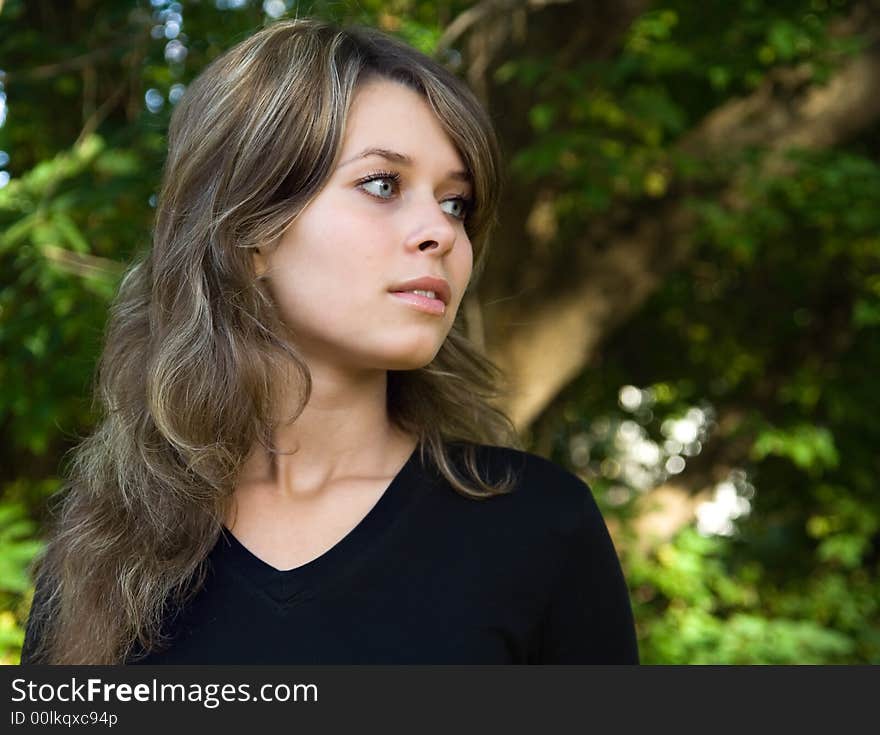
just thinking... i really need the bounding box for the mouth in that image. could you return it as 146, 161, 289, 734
389, 290, 446, 316
387, 276, 451, 307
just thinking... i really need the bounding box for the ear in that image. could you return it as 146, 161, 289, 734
252, 246, 268, 278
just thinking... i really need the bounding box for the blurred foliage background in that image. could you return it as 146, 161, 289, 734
1, 0, 878, 664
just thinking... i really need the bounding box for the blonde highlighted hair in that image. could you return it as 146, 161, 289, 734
25, 17, 520, 665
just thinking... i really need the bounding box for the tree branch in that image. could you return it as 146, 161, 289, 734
488, 41, 880, 430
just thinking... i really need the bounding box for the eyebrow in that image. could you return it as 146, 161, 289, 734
337, 147, 472, 184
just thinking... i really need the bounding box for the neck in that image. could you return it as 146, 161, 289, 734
236, 361, 415, 499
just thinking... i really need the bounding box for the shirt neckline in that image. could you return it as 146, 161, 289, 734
210, 441, 427, 606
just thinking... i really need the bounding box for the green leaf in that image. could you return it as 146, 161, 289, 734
751, 424, 839, 472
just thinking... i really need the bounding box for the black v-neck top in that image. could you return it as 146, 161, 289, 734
21, 443, 639, 664
206, 441, 427, 612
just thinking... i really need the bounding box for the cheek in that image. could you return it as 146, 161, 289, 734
268, 235, 384, 317
457, 239, 474, 285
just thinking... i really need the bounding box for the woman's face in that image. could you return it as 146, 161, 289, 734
254, 78, 474, 372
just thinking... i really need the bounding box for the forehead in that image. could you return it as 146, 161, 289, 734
340, 79, 465, 170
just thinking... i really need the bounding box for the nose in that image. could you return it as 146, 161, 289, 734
403, 197, 458, 256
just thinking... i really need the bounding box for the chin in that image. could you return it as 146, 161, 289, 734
383, 346, 442, 371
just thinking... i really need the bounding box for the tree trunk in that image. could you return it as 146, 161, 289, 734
454, 4, 880, 430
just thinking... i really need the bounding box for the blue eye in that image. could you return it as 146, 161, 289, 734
356, 170, 473, 222
358, 171, 400, 199
440, 197, 473, 221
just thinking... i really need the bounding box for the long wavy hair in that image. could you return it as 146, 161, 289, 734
24, 17, 522, 665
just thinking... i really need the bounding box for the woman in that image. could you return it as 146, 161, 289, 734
21, 17, 638, 664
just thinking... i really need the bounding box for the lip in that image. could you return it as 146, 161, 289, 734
387, 276, 451, 306
390, 290, 446, 315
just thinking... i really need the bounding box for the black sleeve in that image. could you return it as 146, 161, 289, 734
536, 486, 640, 664
20, 572, 52, 665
